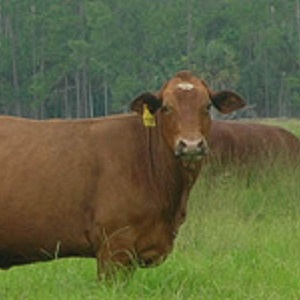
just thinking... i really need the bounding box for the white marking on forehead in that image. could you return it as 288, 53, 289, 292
177, 82, 194, 91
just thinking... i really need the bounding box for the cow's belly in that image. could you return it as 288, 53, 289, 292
0, 173, 95, 267
0, 211, 93, 269
0, 239, 93, 269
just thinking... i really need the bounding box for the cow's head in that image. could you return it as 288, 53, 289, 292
131, 71, 246, 160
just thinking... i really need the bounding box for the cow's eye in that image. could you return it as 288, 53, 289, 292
161, 105, 173, 114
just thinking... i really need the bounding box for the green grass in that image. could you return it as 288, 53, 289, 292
259, 118, 300, 137
1, 119, 300, 299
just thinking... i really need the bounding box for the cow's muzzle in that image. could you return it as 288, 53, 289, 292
175, 138, 209, 159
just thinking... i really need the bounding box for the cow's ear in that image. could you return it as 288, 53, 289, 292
130, 92, 162, 114
211, 91, 246, 114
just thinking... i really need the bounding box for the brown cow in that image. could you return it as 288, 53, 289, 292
208, 120, 300, 168
0, 71, 245, 279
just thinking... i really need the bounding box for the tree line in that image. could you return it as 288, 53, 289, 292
0, 0, 299, 119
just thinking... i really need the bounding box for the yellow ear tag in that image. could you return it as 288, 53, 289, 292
142, 104, 156, 127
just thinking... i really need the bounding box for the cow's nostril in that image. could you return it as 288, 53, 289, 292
197, 139, 204, 148
175, 139, 188, 157
197, 139, 209, 153
178, 139, 188, 148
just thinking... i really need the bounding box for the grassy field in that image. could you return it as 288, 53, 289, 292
1, 119, 300, 300
259, 118, 300, 137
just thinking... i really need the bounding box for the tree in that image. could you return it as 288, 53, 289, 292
0, 0, 299, 118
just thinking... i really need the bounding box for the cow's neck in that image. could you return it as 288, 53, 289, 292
138, 115, 202, 214
135, 116, 201, 234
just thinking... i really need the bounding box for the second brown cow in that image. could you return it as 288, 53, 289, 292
208, 120, 300, 168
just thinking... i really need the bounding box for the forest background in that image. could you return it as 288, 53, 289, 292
0, 0, 299, 119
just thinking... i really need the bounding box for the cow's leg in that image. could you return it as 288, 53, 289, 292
94, 226, 138, 281
96, 248, 136, 281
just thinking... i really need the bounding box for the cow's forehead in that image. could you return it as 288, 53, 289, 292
162, 76, 209, 105
177, 82, 194, 91
163, 73, 207, 93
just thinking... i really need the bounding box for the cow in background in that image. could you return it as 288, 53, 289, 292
207, 120, 300, 169
0, 71, 245, 279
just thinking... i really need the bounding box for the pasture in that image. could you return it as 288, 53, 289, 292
260, 118, 300, 137
1, 119, 300, 300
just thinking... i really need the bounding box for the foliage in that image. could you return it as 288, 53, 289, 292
0, 0, 299, 118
